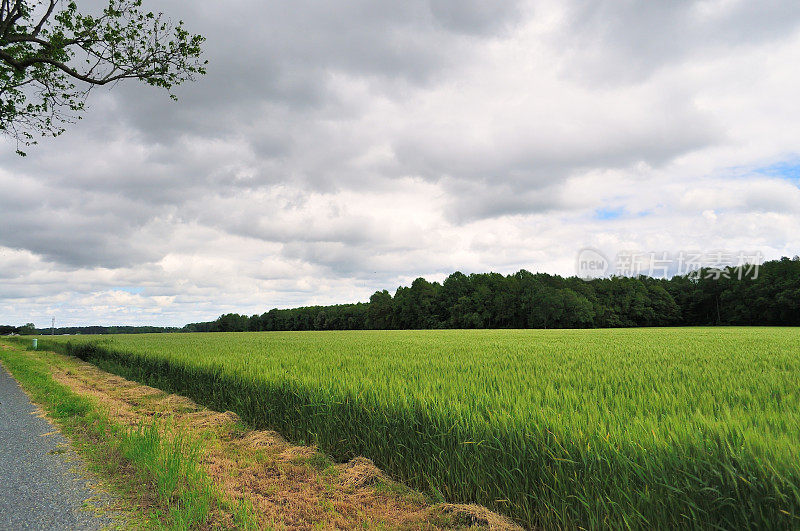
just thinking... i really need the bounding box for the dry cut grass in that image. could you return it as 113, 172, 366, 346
51, 353, 521, 530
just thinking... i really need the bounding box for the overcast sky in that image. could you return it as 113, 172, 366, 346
3, 0, 800, 327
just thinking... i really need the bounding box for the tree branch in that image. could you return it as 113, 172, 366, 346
0, 0, 206, 151
32, 0, 56, 37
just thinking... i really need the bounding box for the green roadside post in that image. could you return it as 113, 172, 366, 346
32, 338, 38, 350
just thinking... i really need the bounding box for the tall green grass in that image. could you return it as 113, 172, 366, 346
36, 328, 800, 529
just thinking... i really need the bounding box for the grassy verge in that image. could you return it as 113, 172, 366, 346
0, 341, 257, 530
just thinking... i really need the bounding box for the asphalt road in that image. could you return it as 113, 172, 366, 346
0, 363, 120, 530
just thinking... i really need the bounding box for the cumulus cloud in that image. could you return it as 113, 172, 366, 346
1, 0, 800, 326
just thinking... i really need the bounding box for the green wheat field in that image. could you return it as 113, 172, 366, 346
34, 328, 800, 529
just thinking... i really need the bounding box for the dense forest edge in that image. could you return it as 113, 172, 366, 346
6, 257, 800, 335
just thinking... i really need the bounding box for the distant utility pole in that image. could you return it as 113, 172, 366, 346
51, 317, 55, 336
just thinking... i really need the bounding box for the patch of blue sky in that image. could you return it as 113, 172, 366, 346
714, 156, 800, 184
754, 158, 800, 184
112, 286, 144, 294
594, 207, 625, 220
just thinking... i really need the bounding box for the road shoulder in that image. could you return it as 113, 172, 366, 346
0, 358, 123, 530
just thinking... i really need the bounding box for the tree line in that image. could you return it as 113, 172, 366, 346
2, 324, 181, 336
187, 257, 800, 332
4, 257, 797, 335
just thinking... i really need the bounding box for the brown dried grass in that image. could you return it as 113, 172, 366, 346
50, 357, 523, 530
